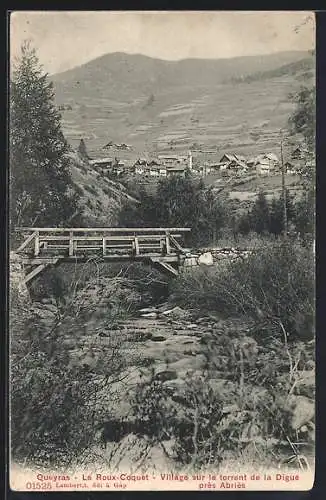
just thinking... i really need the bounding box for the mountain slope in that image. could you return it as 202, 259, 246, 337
53, 51, 314, 162
68, 151, 139, 226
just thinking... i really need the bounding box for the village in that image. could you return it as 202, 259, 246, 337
85, 141, 312, 179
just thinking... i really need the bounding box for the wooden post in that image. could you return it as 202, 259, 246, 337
103, 237, 106, 257
160, 238, 164, 254
34, 231, 40, 256
134, 236, 140, 256
280, 131, 288, 237
165, 231, 171, 254
69, 231, 74, 256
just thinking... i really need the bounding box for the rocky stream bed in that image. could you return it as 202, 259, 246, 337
27, 298, 315, 473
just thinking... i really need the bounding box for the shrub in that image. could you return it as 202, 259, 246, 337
172, 239, 314, 340
10, 308, 127, 467
10, 267, 137, 467
84, 184, 98, 196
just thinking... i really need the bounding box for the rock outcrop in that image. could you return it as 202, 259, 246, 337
10, 252, 31, 305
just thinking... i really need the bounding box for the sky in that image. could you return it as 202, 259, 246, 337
10, 11, 315, 75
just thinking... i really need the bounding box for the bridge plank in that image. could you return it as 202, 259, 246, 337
16, 227, 191, 233
37, 234, 182, 241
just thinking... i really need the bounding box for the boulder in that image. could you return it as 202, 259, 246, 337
31, 307, 56, 320
168, 357, 198, 373
198, 252, 214, 266
10, 252, 31, 304
138, 307, 158, 315
151, 335, 167, 342
41, 298, 56, 305
154, 370, 178, 382
140, 312, 158, 319
43, 303, 58, 313
294, 370, 315, 398
156, 302, 172, 313
289, 395, 314, 431
160, 306, 189, 320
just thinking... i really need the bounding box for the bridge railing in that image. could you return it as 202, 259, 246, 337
15, 227, 191, 258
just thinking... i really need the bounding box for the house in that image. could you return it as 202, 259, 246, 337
134, 165, 145, 175
149, 167, 160, 177
133, 158, 166, 177
158, 154, 188, 165
255, 158, 271, 176
291, 146, 309, 160
284, 161, 297, 175
157, 152, 193, 174
300, 159, 315, 177
264, 153, 279, 164
133, 158, 148, 175
115, 143, 131, 150
255, 153, 279, 175
255, 157, 273, 176
166, 165, 187, 177
89, 157, 113, 169
246, 158, 256, 168
218, 154, 248, 173
112, 160, 125, 176
200, 162, 225, 176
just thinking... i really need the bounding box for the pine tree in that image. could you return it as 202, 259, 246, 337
250, 191, 270, 234
269, 198, 283, 235
78, 139, 90, 161
289, 85, 315, 152
10, 41, 78, 229
269, 190, 296, 236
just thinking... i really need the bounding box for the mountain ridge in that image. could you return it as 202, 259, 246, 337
52, 50, 310, 80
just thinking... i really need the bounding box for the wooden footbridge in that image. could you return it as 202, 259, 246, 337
14, 227, 192, 284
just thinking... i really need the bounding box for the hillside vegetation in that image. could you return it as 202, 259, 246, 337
67, 151, 139, 226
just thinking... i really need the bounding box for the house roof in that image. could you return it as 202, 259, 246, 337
206, 162, 225, 168
158, 155, 188, 161
234, 154, 247, 162
89, 157, 113, 165
292, 145, 309, 153
247, 158, 256, 165
220, 154, 248, 166
255, 155, 272, 165
134, 158, 148, 165
220, 153, 237, 162
256, 162, 270, 168
166, 165, 187, 171
264, 153, 279, 162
